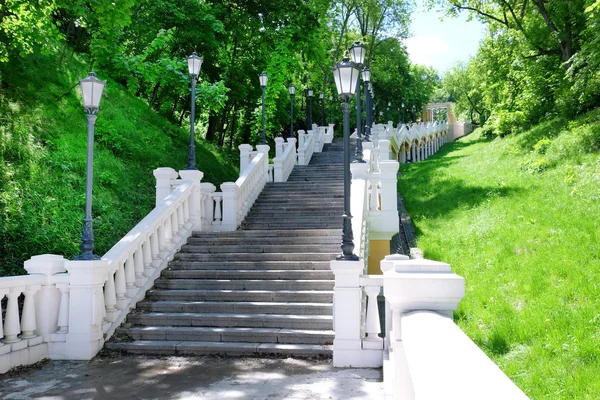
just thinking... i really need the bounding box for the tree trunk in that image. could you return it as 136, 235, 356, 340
206, 114, 220, 142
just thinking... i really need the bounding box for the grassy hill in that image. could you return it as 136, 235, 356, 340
399, 111, 600, 399
0, 53, 238, 276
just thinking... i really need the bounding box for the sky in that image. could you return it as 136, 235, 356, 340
404, 2, 487, 75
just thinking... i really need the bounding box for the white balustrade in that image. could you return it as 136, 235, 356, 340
274, 137, 297, 182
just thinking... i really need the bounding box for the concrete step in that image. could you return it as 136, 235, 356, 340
176, 252, 338, 262
191, 229, 341, 238
242, 216, 342, 224
169, 261, 333, 271
105, 340, 332, 357
162, 269, 334, 280
146, 289, 334, 303
185, 236, 340, 245
118, 326, 334, 345
154, 279, 334, 291
127, 312, 333, 330
137, 301, 333, 315
180, 244, 340, 254
241, 224, 341, 230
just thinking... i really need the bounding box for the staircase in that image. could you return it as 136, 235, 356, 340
106, 139, 346, 357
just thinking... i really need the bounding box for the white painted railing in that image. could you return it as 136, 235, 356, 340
323, 124, 335, 144
298, 129, 315, 166
273, 137, 297, 182
378, 121, 449, 164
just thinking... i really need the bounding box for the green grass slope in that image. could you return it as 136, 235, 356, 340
399, 111, 600, 399
0, 53, 238, 276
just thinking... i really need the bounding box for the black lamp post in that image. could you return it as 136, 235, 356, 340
387, 101, 391, 122
307, 89, 313, 128
185, 52, 203, 170
349, 41, 366, 163
401, 103, 405, 123
74, 71, 106, 261
259, 72, 268, 144
319, 92, 325, 126
332, 56, 360, 261
362, 68, 371, 141
289, 83, 295, 140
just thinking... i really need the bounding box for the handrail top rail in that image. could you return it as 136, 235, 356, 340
102, 180, 192, 266
0, 274, 46, 290
236, 151, 265, 187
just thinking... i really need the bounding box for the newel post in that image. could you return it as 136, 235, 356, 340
256, 144, 270, 183
239, 144, 253, 172
23, 255, 67, 341
220, 182, 238, 231
330, 259, 364, 367
274, 137, 285, 158
63, 259, 110, 360
153, 167, 178, 206
178, 170, 203, 230
379, 139, 391, 161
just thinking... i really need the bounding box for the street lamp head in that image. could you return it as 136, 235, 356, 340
362, 67, 371, 83
332, 56, 360, 99
187, 52, 203, 78
329, 95, 333, 101
79, 71, 106, 113
308, 89, 313, 97
402, 103, 405, 108
259, 71, 268, 87
379, 111, 383, 116
349, 41, 366, 67
319, 92, 324, 99
388, 101, 391, 107
289, 83, 295, 95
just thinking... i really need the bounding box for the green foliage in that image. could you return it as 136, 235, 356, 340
0, 52, 238, 277
399, 109, 600, 398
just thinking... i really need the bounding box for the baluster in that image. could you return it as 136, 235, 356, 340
183, 197, 191, 229
4, 289, 22, 343
170, 210, 179, 240
56, 284, 69, 333
20, 286, 38, 339
104, 271, 117, 321
214, 194, 222, 222
370, 177, 379, 211
176, 202, 185, 235
364, 285, 382, 345
164, 217, 173, 245
142, 240, 154, 276
134, 245, 145, 287
114, 261, 127, 309
158, 223, 167, 253
124, 252, 136, 297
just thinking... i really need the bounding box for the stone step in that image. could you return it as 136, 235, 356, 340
169, 261, 333, 271
180, 244, 340, 254
191, 229, 341, 238
127, 312, 333, 330
154, 279, 334, 291
162, 270, 334, 280
118, 326, 334, 345
241, 223, 341, 230
185, 236, 340, 245
252, 200, 344, 206
137, 300, 333, 315
105, 341, 332, 357
176, 252, 338, 262
247, 207, 344, 214
146, 289, 334, 303
242, 215, 342, 222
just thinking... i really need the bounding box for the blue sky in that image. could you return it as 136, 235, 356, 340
404, 2, 487, 75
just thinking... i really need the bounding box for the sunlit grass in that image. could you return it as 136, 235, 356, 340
398, 114, 600, 399
0, 53, 239, 275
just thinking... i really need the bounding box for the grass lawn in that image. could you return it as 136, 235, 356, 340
398, 113, 600, 399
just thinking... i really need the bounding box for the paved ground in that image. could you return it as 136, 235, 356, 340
0, 355, 383, 399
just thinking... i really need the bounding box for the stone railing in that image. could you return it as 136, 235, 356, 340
273, 137, 297, 182
297, 129, 315, 166
378, 121, 449, 164
0, 139, 273, 371
323, 124, 335, 144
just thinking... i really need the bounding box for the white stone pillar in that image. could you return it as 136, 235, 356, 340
379, 139, 390, 161
274, 137, 285, 158
220, 182, 238, 231
256, 144, 270, 182
238, 144, 253, 172
330, 259, 364, 367
153, 167, 178, 207
63, 259, 110, 360
24, 255, 67, 341
178, 170, 204, 230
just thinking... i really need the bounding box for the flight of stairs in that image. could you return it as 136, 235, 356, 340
106, 139, 347, 357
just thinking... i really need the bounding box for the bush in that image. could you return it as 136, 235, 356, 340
484, 110, 528, 137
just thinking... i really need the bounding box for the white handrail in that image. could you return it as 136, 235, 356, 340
400, 311, 528, 400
